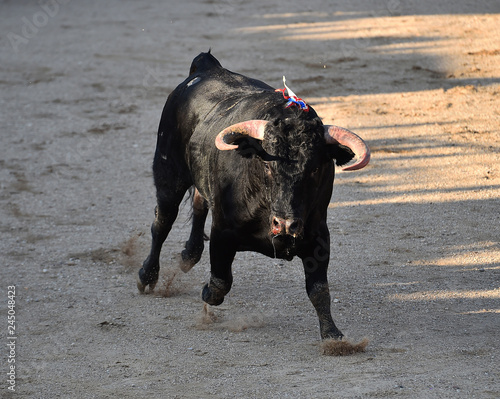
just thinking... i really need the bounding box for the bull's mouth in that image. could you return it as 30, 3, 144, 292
270, 234, 298, 260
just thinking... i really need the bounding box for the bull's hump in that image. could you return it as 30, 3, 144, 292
189, 52, 222, 75
188, 52, 273, 92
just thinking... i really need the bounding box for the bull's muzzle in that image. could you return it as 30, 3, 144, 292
271, 216, 304, 238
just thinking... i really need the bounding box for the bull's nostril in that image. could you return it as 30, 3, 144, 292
271, 217, 285, 235
286, 219, 303, 236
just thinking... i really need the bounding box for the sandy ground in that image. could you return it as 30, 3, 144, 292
1, 0, 499, 398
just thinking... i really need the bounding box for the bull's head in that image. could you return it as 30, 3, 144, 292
215, 118, 370, 250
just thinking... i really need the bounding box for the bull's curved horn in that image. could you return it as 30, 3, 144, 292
324, 125, 371, 171
215, 120, 268, 151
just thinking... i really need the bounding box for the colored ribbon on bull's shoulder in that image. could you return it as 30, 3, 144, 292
275, 76, 309, 112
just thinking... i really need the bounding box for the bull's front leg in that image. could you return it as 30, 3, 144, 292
202, 228, 236, 306
301, 234, 344, 340
180, 189, 209, 273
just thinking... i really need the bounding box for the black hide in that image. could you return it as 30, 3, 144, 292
138, 51, 355, 340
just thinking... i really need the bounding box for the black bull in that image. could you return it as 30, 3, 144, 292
137, 52, 370, 340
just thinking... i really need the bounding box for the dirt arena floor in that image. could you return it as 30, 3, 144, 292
1, 0, 499, 397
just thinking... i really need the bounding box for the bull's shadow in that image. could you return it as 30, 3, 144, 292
231, 4, 500, 98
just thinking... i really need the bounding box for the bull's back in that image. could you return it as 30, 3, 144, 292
166, 53, 278, 147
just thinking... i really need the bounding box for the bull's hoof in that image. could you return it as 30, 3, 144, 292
179, 250, 197, 273
180, 241, 203, 273
137, 278, 146, 293
136, 278, 156, 294
179, 260, 196, 273
202, 283, 225, 306
137, 267, 158, 294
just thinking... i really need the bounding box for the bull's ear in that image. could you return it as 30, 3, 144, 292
328, 144, 355, 166
227, 137, 276, 161
234, 137, 266, 159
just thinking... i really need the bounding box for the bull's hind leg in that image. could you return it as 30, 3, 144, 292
138, 193, 186, 293
137, 157, 191, 293
180, 189, 209, 273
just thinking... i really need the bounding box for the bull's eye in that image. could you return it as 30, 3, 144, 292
311, 167, 319, 176
264, 163, 271, 175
